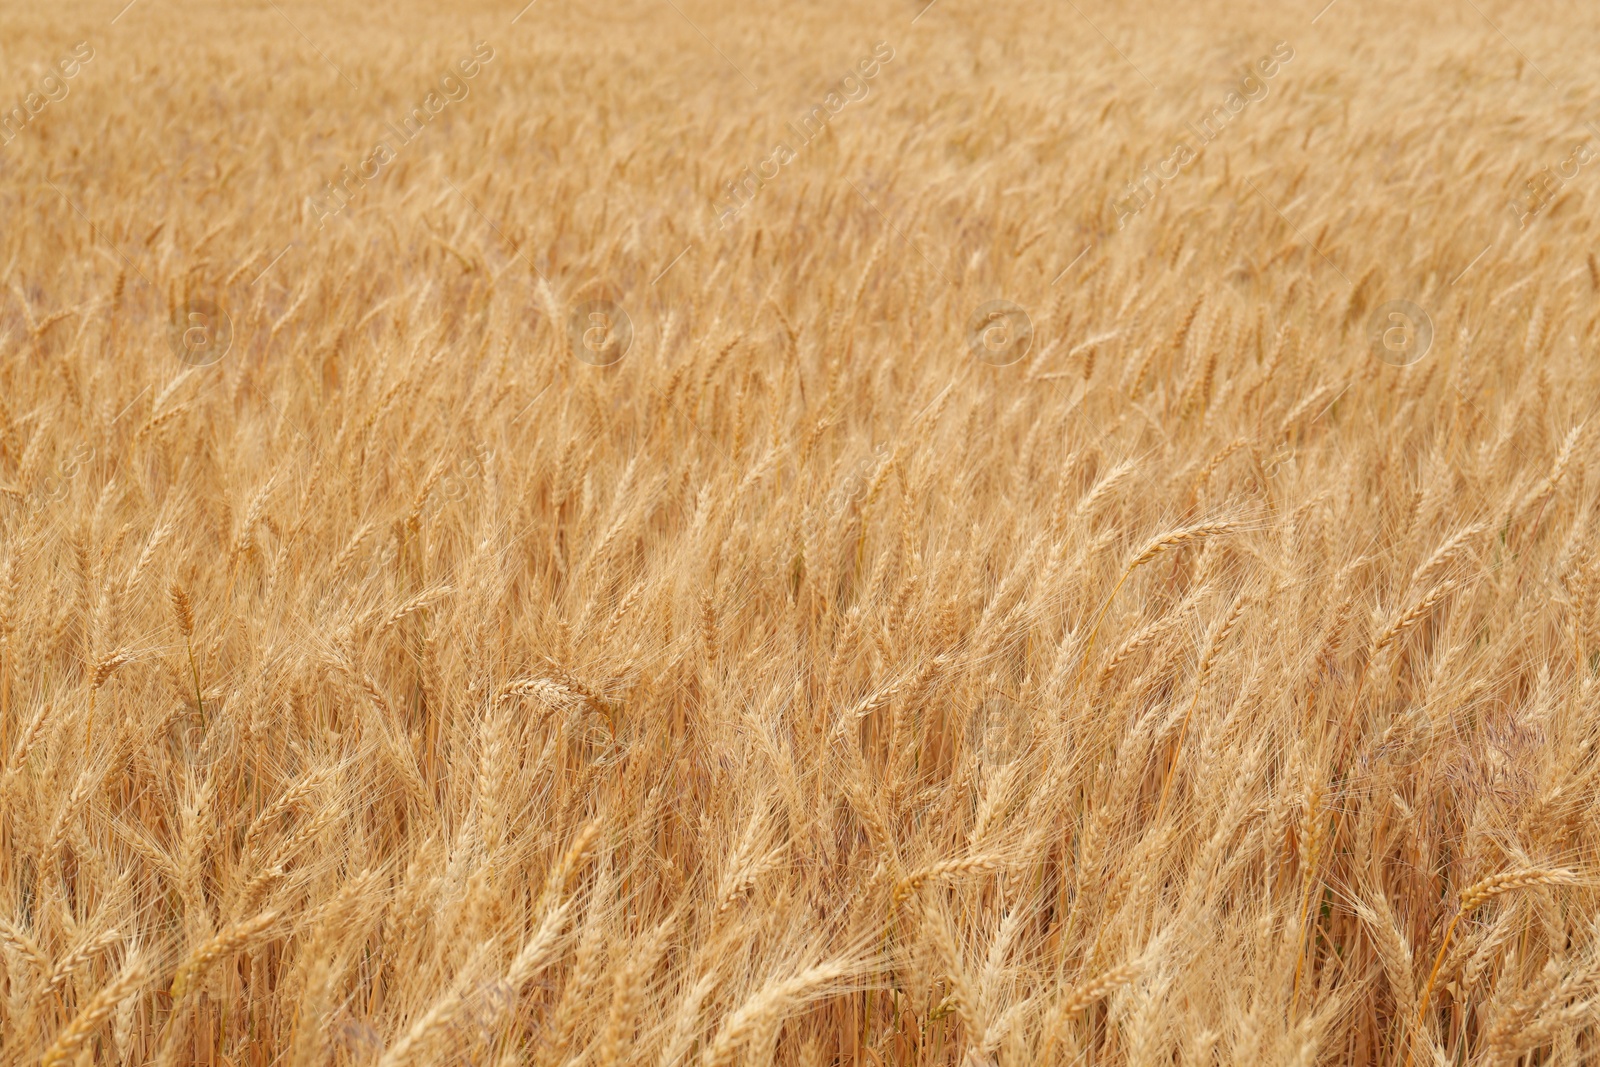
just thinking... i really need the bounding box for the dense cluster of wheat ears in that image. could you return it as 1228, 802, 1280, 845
3, 0, 1600, 1064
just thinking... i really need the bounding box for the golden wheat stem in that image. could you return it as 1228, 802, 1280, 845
1407, 869, 1577, 1067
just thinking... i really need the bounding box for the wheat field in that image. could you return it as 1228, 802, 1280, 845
2, 0, 1600, 1064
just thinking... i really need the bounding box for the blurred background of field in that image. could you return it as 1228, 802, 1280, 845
3, 0, 1600, 1064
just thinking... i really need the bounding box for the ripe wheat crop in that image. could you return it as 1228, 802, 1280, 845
3, 0, 1600, 1064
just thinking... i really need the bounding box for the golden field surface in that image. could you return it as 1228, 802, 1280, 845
3, 0, 1600, 1063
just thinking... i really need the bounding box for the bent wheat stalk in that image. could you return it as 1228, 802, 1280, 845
1407, 869, 1578, 1066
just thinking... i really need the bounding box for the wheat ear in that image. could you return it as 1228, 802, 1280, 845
1408, 869, 1578, 1066
41, 954, 148, 1067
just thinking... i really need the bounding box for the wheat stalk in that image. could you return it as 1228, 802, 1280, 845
1408, 870, 1579, 1065
4, 12, 1598, 1065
